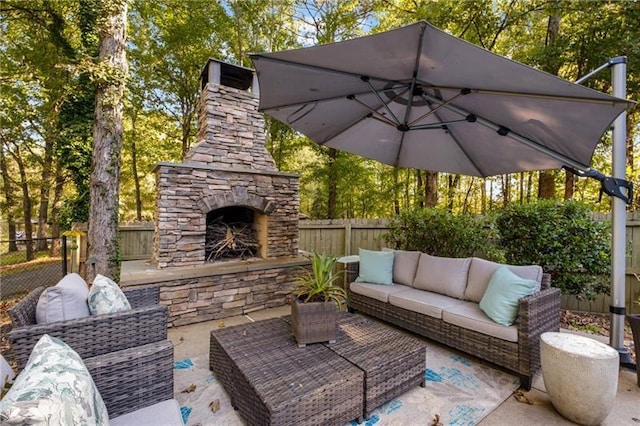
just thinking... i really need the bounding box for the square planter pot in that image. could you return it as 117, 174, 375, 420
291, 300, 337, 347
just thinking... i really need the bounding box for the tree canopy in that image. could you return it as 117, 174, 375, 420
1, 0, 639, 252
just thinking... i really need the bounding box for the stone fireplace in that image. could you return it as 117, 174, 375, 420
146, 59, 307, 326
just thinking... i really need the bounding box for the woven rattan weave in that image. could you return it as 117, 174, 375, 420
210, 318, 364, 425
345, 262, 560, 389
326, 313, 426, 419
9, 284, 168, 370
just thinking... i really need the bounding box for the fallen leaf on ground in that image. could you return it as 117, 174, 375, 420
218, 320, 225, 328
209, 399, 220, 413
431, 413, 443, 426
514, 390, 534, 405
181, 384, 197, 393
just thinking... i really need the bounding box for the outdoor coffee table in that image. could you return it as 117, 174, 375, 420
210, 313, 426, 424
210, 318, 364, 425
327, 313, 426, 419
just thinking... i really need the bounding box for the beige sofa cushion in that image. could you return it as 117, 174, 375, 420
392, 250, 421, 286
412, 254, 471, 299
350, 282, 411, 303
464, 257, 543, 303
442, 301, 518, 342
389, 288, 466, 319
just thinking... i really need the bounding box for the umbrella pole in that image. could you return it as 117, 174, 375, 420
610, 58, 633, 367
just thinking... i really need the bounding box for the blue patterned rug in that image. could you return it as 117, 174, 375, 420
173, 338, 519, 426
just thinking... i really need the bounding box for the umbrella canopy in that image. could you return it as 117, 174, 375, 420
250, 21, 632, 178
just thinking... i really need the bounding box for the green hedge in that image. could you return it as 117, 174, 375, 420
384, 201, 611, 299
495, 200, 610, 299
383, 208, 503, 260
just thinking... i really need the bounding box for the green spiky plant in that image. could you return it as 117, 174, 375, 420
293, 251, 347, 305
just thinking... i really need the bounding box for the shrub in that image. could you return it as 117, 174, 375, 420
495, 200, 610, 299
383, 208, 503, 260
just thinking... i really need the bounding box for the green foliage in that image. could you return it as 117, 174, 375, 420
294, 251, 347, 304
495, 200, 610, 299
384, 208, 503, 260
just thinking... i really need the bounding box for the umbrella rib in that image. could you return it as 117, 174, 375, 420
416, 85, 632, 106
415, 92, 487, 176
401, 22, 428, 127
421, 92, 591, 171
350, 97, 399, 127
258, 86, 409, 112
251, 54, 409, 88
363, 78, 402, 125
408, 92, 464, 127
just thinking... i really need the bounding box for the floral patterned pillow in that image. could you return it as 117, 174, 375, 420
88, 274, 132, 315
0, 334, 108, 425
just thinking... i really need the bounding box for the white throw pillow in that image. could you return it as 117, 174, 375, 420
88, 274, 132, 315
0, 334, 109, 425
35, 273, 90, 324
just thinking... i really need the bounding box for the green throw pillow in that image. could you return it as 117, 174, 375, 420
479, 266, 538, 326
355, 248, 394, 285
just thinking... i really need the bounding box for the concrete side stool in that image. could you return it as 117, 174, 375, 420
540, 332, 619, 425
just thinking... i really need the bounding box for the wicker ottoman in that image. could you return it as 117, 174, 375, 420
210, 318, 364, 425
540, 332, 619, 426
326, 314, 426, 419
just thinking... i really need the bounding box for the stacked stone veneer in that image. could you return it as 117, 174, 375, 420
150, 60, 305, 324
154, 162, 299, 268
155, 260, 308, 326
186, 83, 276, 171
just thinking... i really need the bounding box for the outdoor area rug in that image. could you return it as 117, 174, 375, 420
173, 340, 520, 426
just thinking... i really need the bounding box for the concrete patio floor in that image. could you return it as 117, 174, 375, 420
168, 305, 639, 426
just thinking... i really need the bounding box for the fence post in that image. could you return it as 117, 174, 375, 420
344, 223, 352, 256
62, 236, 67, 275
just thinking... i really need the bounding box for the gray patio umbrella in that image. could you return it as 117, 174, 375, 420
251, 21, 636, 362
250, 21, 632, 182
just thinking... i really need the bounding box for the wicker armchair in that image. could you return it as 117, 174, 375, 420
85, 339, 175, 418
8, 284, 168, 371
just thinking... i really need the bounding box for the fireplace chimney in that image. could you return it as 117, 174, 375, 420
185, 58, 276, 171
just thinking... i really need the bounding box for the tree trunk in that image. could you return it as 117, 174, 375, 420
12, 146, 34, 260
36, 133, 55, 251
564, 171, 575, 200
502, 173, 511, 207
327, 147, 338, 219
481, 178, 487, 214
0, 146, 18, 251
447, 174, 459, 212
88, 0, 128, 282
416, 170, 424, 208
393, 167, 400, 215
130, 110, 142, 221
49, 160, 65, 257
538, 171, 556, 199
425, 171, 438, 207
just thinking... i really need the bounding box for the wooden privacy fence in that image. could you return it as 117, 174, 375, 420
118, 217, 640, 314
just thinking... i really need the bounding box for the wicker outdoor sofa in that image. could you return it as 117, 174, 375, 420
345, 251, 561, 389
8, 284, 168, 371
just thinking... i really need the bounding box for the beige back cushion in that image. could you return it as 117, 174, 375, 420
465, 257, 543, 303
392, 250, 421, 286
413, 254, 471, 299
